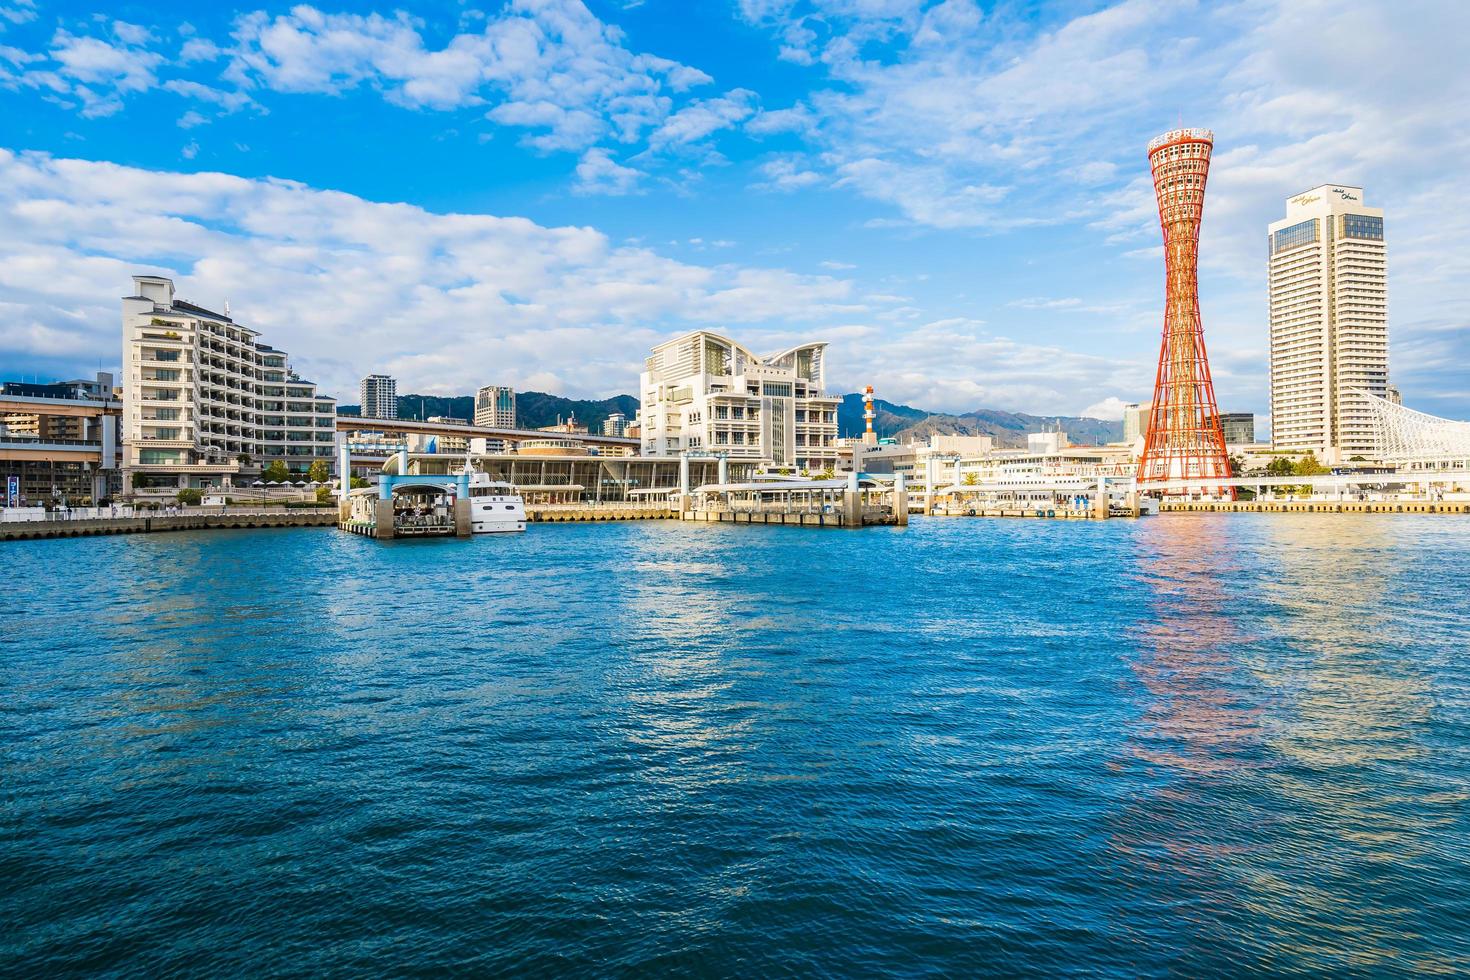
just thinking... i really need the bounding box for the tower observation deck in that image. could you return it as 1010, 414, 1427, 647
1137, 128, 1233, 496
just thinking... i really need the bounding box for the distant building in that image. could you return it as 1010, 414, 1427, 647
928, 434, 993, 456
423, 416, 469, 454
1209, 412, 1256, 446
1385, 384, 1402, 406
121, 275, 336, 495
539, 415, 588, 435
360, 374, 398, 420
1268, 184, 1387, 462
1122, 402, 1151, 444
637, 331, 839, 473
1027, 431, 1068, 454
602, 412, 628, 437
474, 385, 515, 428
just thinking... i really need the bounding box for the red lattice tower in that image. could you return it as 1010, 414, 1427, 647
1137, 128, 1233, 498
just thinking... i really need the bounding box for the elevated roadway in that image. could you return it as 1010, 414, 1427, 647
336, 415, 638, 451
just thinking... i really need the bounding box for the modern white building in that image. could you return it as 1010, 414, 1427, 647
474, 385, 515, 428
1268, 184, 1388, 462
637, 331, 840, 472
360, 374, 398, 420
121, 275, 337, 494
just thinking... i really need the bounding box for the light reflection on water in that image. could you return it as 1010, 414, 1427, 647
2, 517, 1467, 976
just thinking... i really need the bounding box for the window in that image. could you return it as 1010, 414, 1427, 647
763, 382, 794, 398
1341, 214, 1383, 241
1271, 218, 1318, 254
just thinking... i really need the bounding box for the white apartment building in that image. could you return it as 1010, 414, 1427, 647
602, 412, 628, 437
360, 374, 398, 420
474, 385, 516, 427
1268, 184, 1387, 462
121, 275, 337, 494
638, 331, 840, 472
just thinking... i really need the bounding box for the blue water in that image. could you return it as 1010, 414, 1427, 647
3, 516, 1468, 976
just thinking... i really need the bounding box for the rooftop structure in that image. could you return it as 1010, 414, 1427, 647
1360, 392, 1470, 470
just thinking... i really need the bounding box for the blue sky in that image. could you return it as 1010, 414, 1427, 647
1, 0, 1467, 421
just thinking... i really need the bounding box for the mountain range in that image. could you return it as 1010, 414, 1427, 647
340, 390, 1121, 446
835, 393, 1122, 447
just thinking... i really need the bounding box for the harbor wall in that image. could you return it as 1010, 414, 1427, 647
1, 510, 337, 541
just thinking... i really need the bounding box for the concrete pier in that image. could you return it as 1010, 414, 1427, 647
1, 510, 337, 541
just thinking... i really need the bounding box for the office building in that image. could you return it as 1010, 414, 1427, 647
1208, 412, 1256, 446
637, 331, 839, 472
474, 385, 516, 428
1122, 402, 1151, 444
360, 374, 398, 420
1268, 184, 1387, 461
121, 275, 336, 495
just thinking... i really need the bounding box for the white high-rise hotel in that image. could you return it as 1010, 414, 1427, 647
1268, 184, 1388, 461
121, 276, 336, 494
638, 331, 840, 472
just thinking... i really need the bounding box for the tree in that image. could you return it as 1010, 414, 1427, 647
262, 460, 290, 483
1229, 454, 1245, 477
350, 476, 370, 489
963, 472, 979, 486
315, 486, 334, 503
1293, 452, 1329, 477
307, 459, 330, 484
1265, 457, 1295, 477
176, 488, 203, 506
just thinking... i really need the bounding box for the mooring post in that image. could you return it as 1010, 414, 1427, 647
894, 472, 909, 526
679, 453, 691, 514
1094, 475, 1109, 519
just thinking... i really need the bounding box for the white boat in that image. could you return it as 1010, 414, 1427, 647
467, 471, 527, 534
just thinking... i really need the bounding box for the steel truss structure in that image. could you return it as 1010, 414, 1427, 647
1137, 128, 1233, 497
1359, 391, 1470, 466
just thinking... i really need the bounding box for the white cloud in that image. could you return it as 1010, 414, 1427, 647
0, 149, 865, 399
0, 0, 37, 27
752, 156, 823, 192
0, 148, 1162, 416
647, 89, 758, 150
220, 1, 717, 154
1081, 396, 1129, 420
177, 110, 209, 128
573, 147, 643, 195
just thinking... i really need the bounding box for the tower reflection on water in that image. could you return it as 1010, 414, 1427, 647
1112, 515, 1455, 974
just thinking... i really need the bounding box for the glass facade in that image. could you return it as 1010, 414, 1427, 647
1341, 214, 1383, 241
1271, 218, 1318, 254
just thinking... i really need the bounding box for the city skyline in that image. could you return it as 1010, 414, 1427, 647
2, 0, 1468, 420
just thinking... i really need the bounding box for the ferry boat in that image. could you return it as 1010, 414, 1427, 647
467, 472, 526, 534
